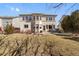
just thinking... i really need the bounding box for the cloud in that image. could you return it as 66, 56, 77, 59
11, 7, 15, 11
5, 5, 21, 12
10, 7, 20, 12
15, 8, 20, 12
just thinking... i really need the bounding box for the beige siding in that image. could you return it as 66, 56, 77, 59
12, 17, 21, 28
20, 22, 31, 32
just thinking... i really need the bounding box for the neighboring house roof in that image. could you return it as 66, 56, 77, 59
0, 16, 16, 19
0, 13, 57, 19
19, 13, 57, 17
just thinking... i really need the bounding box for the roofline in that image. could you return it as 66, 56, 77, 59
0, 13, 57, 19
19, 13, 57, 17
0, 16, 17, 19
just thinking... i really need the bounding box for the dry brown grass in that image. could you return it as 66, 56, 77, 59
0, 33, 79, 56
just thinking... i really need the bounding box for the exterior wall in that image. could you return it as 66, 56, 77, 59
41, 16, 46, 22
34, 21, 42, 33
12, 17, 21, 28
34, 16, 56, 33
12, 16, 32, 33
20, 22, 31, 33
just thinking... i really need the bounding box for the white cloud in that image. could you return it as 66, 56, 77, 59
15, 8, 20, 12
5, 5, 21, 12
10, 7, 20, 12
11, 7, 15, 11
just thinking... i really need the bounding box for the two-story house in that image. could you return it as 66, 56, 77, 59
0, 13, 57, 34
12, 13, 56, 34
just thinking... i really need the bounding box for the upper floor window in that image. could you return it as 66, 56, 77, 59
46, 17, 48, 21
29, 16, 32, 20
37, 16, 39, 20
33, 16, 35, 20
26, 16, 28, 20
49, 17, 52, 21
23, 16, 25, 20
46, 16, 52, 21
23, 16, 32, 21
48, 17, 52, 21
40, 16, 41, 20
28, 16, 32, 20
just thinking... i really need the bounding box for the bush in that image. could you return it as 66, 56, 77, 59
4, 24, 14, 34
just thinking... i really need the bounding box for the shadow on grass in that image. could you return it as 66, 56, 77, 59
53, 33, 79, 42
63, 36, 79, 42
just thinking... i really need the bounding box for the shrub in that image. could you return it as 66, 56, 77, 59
4, 24, 14, 34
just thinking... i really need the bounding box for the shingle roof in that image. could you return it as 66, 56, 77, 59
0, 16, 16, 19
19, 13, 57, 17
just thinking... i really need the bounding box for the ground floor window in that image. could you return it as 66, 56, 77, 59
36, 26, 38, 29
24, 24, 28, 28
53, 25, 55, 29
40, 30, 42, 33
46, 25, 48, 29
43, 26, 45, 30
49, 25, 52, 29
40, 27, 42, 29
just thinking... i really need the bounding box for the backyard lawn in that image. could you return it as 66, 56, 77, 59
0, 33, 79, 56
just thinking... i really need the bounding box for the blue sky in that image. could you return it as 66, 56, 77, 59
0, 3, 79, 24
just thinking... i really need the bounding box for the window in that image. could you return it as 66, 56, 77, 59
37, 16, 39, 20
53, 25, 55, 29
26, 16, 28, 20
33, 16, 35, 20
43, 26, 45, 30
46, 25, 48, 29
40, 30, 42, 33
49, 25, 52, 29
49, 17, 52, 21
24, 25, 28, 28
40, 16, 41, 20
40, 27, 42, 29
46, 17, 48, 21
23, 16, 25, 20
47, 16, 52, 21
48, 17, 52, 21
28, 16, 32, 20
36, 24, 39, 29
36, 26, 38, 29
